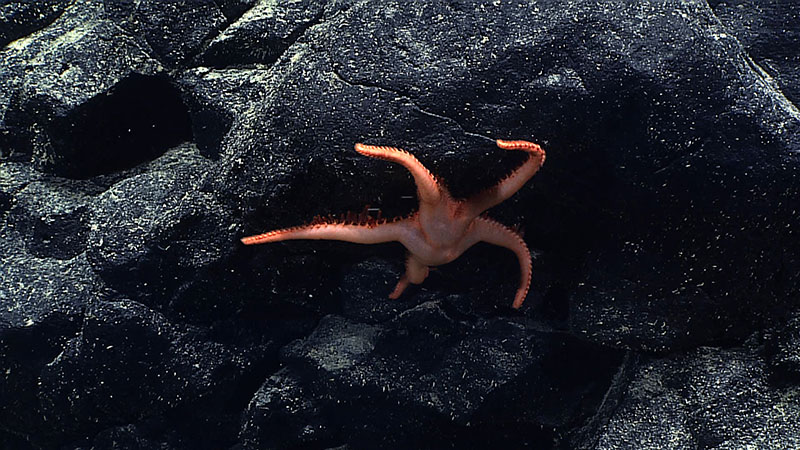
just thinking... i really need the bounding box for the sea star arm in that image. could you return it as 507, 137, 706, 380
355, 143, 441, 204
241, 219, 413, 245
457, 215, 533, 309
465, 139, 545, 218
388, 254, 430, 299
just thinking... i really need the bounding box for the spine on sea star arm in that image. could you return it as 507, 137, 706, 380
471, 215, 533, 309
465, 139, 546, 218
354, 143, 441, 204
493, 139, 546, 198
240, 224, 370, 245
241, 213, 407, 245
241, 225, 319, 245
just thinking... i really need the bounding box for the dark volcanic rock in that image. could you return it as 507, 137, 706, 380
200, 0, 325, 68
7, 175, 100, 259
0, 223, 100, 447
769, 309, 800, 383
37, 299, 254, 449
177, 67, 274, 159
86, 144, 234, 318
2, 0, 799, 448
240, 367, 333, 449
593, 344, 800, 449
103, 0, 228, 69
0, 0, 68, 49
74, 423, 179, 450
247, 306, 623, 448
0, 1, 169, 176
712, 0, 800, 105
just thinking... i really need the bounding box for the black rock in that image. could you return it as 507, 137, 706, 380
268, 307, 622, 448
769, 309, 800, 383
2, 0, 799, 448
593, 344, 800, 449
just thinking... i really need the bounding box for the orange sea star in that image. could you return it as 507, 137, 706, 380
241, 139, 545, 308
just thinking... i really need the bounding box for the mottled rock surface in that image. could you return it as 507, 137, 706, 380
1, 0, 798, 448
594, 344, 800, 449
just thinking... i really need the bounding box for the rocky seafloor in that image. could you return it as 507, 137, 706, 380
1, 0, 799, 448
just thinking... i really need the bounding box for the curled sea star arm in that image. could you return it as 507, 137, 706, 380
388, 254, 430, 299
240, 219, 415, 246
460, 215, 533, 309
465, 139, 545, 218
354, 143, 441, 204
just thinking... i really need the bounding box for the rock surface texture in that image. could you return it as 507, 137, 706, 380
1, 0, 799, 448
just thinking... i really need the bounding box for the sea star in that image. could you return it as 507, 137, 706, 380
241, 139, 545, 309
